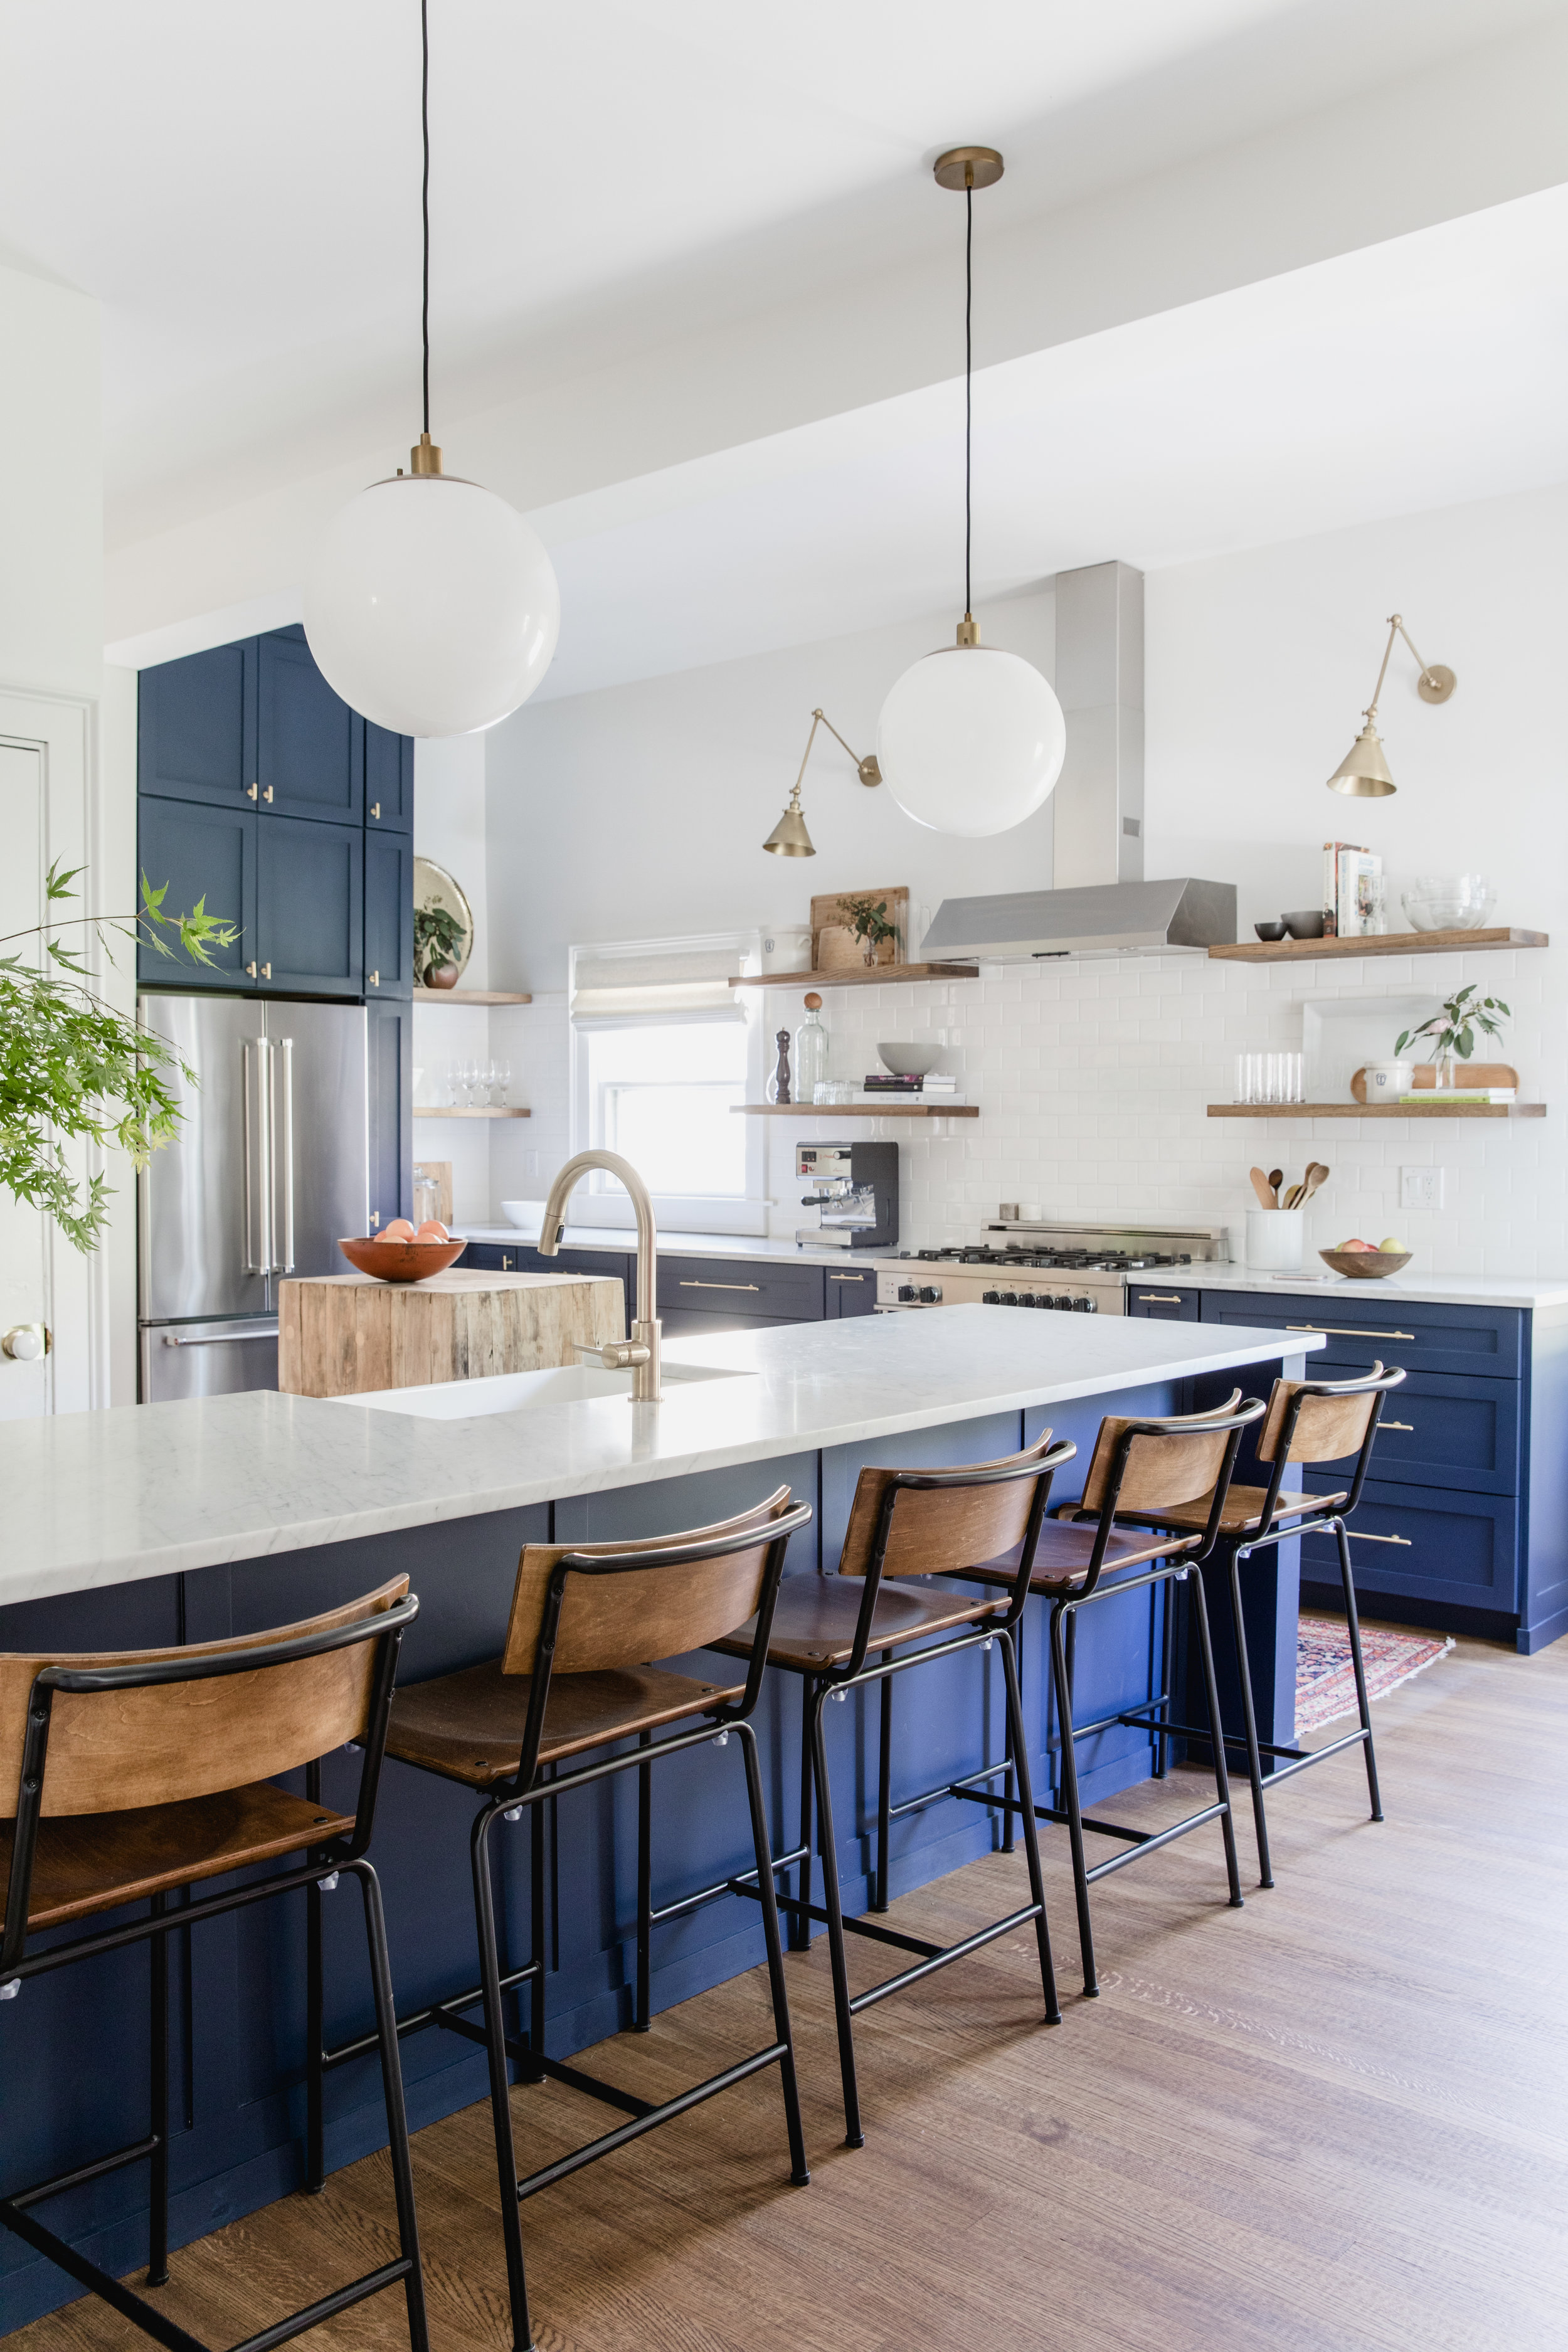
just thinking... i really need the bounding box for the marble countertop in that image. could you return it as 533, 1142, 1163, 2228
3, 1308, 1324, 1609
455, 1224, 868, 1268
1138, 1266, 1568, 1311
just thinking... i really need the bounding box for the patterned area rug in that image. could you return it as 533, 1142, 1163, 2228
1296, 1614, 1454, 1735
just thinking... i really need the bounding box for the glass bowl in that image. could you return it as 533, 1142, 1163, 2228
1402, 891, 1496, 933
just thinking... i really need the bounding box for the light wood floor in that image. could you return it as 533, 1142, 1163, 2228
11, 1629, 1567, 2352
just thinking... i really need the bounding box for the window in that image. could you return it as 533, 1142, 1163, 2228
569, 934, 765, 1234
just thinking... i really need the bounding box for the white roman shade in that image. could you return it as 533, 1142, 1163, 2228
569, 938, 748, 1025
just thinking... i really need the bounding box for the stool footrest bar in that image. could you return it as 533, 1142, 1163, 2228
847, 1903, 1044, 2014
323, 1959, 541, 2070
8, 2135, 161, 2210
646, 1845, 807, 1930
771, 1889, 940, 1959
514, 2044, 788, 2203
1082, 1804, 1229, 1882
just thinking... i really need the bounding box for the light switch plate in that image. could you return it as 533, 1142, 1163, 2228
1400, 1167, 1444, 1210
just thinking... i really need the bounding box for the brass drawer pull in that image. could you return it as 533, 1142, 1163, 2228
1380, 1420, 1415, 1432
246, 781, 258, 800
1350, 1530, 1413, 1546
1286, 1323, 1416, 1340
830, 1273, 866, 1283
370, 801, 381, 818
679, 1279, 761, 1293
1138, 1293, 1184, 1304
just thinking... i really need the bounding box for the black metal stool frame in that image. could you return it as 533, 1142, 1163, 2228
346, 1508, 812, 2352
732, 1444, 1075, 2151
930, 1401, 1266, 1997
1116, 1365, 1405, 1888
0, 1598, 428, 2352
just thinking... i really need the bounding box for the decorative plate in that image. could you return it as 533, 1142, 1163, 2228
413, 856, 475, 985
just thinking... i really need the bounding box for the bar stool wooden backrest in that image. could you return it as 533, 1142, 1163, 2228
1249, 1361, 1406, 1527
497, 1489, 812, 1790
1, 1577, 416, 1975
830, 1433, 1077, 1680
1061, 1395, 1267, 1595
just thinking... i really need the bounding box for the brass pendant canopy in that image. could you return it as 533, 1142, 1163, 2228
933, 146, 1004, 191
1327, 720, 1397, 798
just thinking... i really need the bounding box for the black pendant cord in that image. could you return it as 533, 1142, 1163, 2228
420, 0, 431, 437
964, 181, 973, 618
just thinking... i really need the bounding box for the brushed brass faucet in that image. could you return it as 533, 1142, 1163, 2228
538, 1151, 661, 1402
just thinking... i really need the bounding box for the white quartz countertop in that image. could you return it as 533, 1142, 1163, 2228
454, 1224, 867, 1268
1147, 1266, 1568, 1311
1, 1308, 1324, 1609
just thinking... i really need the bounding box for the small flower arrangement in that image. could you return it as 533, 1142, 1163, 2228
836, 894, 899, 968
1395, 984, 1511, 1087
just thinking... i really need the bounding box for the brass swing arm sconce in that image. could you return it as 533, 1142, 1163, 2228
1327, 612, 1456, 798
762, 709, 881, 858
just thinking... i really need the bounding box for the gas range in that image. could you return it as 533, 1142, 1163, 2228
872, 1219, 1230, 1316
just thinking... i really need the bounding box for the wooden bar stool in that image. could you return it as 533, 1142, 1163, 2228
1116, 1364, 1406, 1888
961, 1396, 1266, 1997
711, 1434, 1075, 2151
0, 1578, 427, 2352
380, 1490, 813, 2352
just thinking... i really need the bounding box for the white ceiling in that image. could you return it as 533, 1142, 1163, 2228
1, 0, 1558, 556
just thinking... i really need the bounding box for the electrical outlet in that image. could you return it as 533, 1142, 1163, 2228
1400, 1167, 1444, 1210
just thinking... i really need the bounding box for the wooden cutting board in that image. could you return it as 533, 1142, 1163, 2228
1350, 1062, 1517, 1101
277, 1268, 625, 1398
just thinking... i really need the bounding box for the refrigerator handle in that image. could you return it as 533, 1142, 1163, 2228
275, 1036, 295, 1273
243, 1037, 275, 1274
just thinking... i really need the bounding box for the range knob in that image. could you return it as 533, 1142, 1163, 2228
999, 1290, 1019, 1306
1072, 1295, 1098, 1313
1052, 1295, 1074, 1311
897, 1284, 918, 1303
918, 1285, 942, 1304
982, 1289, 1002, 1305
1026, 1292, 1050, 1308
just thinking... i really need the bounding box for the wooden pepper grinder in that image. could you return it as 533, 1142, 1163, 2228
768, 1029, 793, 1105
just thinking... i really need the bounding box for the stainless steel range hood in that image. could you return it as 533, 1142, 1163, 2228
919, 560, 1236, 961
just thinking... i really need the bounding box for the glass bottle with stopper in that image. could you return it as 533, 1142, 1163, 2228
793, 992, 830, 1105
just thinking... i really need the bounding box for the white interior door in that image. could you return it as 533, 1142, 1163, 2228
0, 692, 98, 1418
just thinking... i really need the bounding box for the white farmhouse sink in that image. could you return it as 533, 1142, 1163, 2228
329, 1360, 751, 1419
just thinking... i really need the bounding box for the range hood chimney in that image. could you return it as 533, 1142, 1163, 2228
919, 560, 1236, 961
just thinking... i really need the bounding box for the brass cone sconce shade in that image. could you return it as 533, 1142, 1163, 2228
761, 709, 881, 858
1327, 613, 1455, 798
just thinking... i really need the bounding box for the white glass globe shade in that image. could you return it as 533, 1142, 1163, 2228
876, 645, 1066, 835
304, 475, 560, 736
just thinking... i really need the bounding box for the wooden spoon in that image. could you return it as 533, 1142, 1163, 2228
1300, 1162, 1329, 1203
1267, 1168, 1284, 1208
1249, 1167, 1277, 1211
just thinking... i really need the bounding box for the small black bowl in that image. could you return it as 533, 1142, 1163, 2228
1254, 919, 1288, 942
1282, 909, 1326, 940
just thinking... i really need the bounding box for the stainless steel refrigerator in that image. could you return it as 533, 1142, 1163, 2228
137, 995, 369, 1402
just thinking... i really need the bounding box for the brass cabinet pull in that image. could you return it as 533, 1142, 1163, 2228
1337, 1530, 1413, 1546
829, 1273, 866, 1282
370, 801, 381, 819
262, 783, 275, 802
679, 1279, 761, 1293
1138, 1293, 1184, 1303
369, 970, 379, 988
245, 781, 258, 800
245, 960, 258, 978
1380, 1420, 1416, 1432
261, 962, 272, 980
502, 1254, 515, 1271
369, 1211, 380, 1229
1286, 1323, 1416, 1340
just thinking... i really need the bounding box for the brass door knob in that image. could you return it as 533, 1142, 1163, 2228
3, 1323, 50, 1361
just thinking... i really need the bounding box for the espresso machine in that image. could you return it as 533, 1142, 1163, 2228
795, 1142, 899, 1251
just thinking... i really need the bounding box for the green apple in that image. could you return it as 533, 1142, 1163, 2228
1379, 1236, 1406, 1254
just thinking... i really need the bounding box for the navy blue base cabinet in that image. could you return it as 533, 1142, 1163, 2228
1129, 1283, 1568, 1653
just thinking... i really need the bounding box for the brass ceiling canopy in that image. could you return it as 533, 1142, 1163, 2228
1327, 612, 1456, 798
933, 146, 1004, 191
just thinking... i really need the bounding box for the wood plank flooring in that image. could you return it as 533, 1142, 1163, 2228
9, 1628, 1566, 2352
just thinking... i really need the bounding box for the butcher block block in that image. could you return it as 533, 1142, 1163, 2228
277, 1268, 626, 1399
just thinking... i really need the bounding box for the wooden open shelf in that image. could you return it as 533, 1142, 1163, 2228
1209, 927, 1546, 965
729, 963, 978, 990
1208, 1102, 1545, 1120
734, 1102, 978, 1119
412, 989, 532, 1004
414, 1106, 531, 1119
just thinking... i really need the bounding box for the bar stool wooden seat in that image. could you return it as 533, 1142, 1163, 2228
960, 1396, 1266, 1997
1116, 1364, 1406, 1888
710, 1434, 1075, 2150
0, 1578, 427, 2352
381, 1490, 813, 2352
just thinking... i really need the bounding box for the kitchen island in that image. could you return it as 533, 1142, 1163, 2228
0, 1308, 1323, 2329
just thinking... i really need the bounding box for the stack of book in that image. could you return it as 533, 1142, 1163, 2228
1323, 842, 1385, 938
1401, 1086, 1515, 1105
858, 1072, 965, 1104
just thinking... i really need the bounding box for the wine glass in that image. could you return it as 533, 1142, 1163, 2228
490, 1057, 512, 1108
457, 1054, 480, 1108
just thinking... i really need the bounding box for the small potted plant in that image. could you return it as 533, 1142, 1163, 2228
836, 893, 899, 968
1395, 983, 1512, 1091
415, 903, 468, 988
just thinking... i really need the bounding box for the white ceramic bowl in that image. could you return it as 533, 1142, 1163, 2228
877, 1042, 941, 1076
500, 1200, 546, 1236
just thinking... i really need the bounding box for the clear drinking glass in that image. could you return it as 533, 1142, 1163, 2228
457, 1055, 480, 1107
491, 1058, 512, 1108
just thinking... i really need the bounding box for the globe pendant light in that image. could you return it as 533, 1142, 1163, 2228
304, 1, 559, 737
876, 148, 1065, 836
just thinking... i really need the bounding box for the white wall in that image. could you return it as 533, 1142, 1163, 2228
410, 734, 497, 1224
477, 483, 1567, 1275
0, 262, 102, 701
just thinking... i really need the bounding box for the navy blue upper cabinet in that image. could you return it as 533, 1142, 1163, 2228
137, 796, 257, 989
256, 817, 363, 997
255, 626, 363, 825
364, 831, 415, 998
364, 722, 414, 832
139, 640, 257, 808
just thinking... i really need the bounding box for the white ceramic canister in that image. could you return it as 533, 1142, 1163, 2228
1246, 1207, 1305, 1271
761, 925, 813, 973
1361, 1059, 1413, 1103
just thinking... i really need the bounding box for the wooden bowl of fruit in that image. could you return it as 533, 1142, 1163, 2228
338, 1221, 467, 1283
1319, 1237, 1412, 1281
